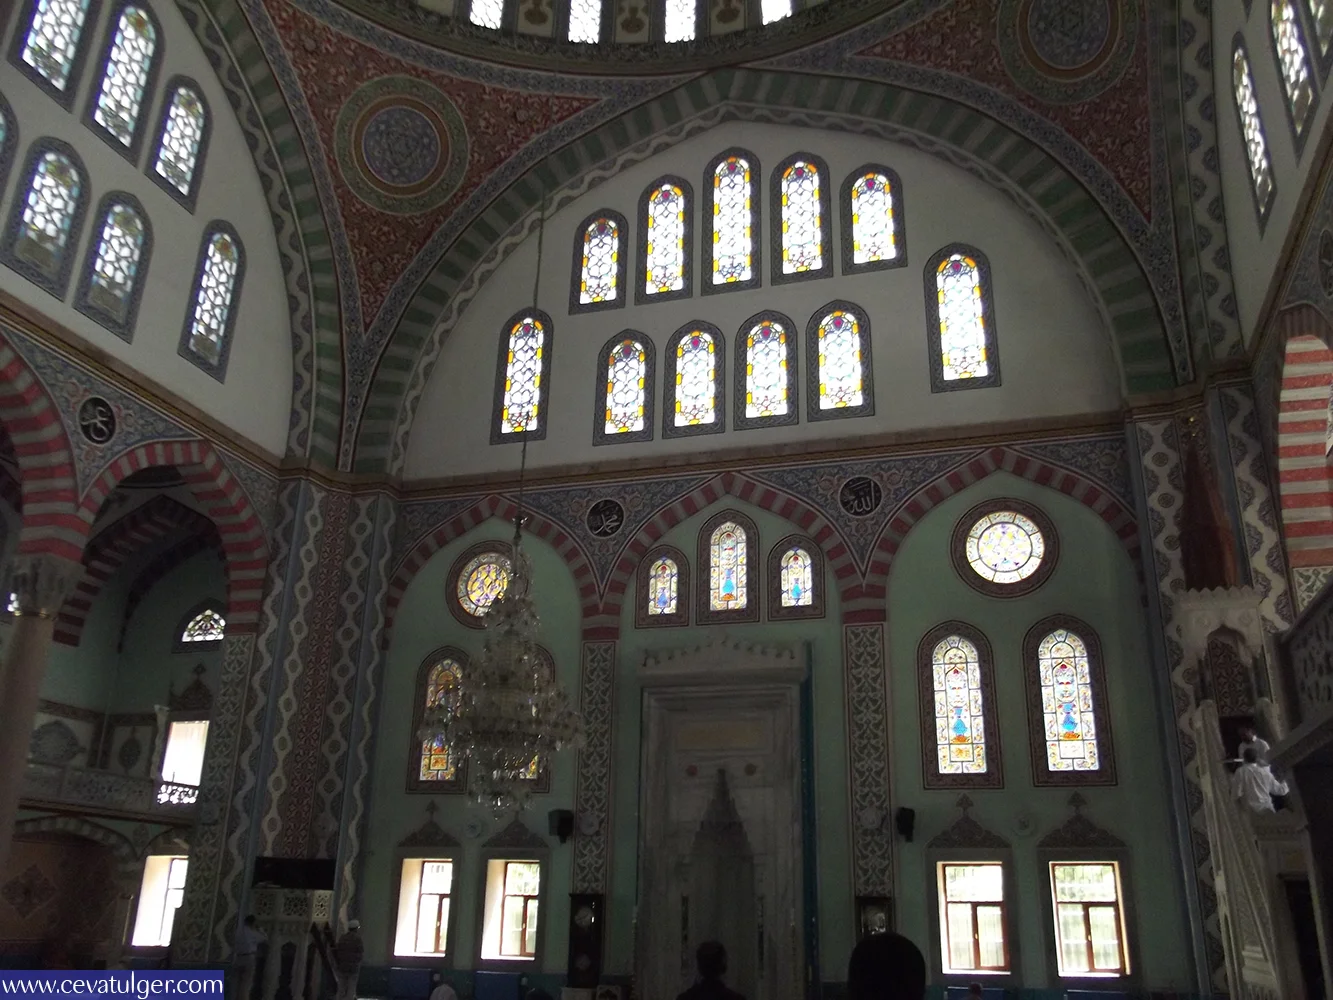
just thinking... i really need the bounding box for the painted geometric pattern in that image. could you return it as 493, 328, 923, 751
1277, 336, 1333, 594
571, 641, 615, 893
844, 624, 891, 895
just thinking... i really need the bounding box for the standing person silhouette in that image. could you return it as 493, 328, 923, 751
846, 932, 927, 1000
676, 941, 746, 1000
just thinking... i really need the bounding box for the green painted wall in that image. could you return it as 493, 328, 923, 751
887, 472, 1191, 990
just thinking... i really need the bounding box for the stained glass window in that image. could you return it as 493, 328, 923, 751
779, 159, 824, 275
16, 151, 81, 277
965, 510, 1045, 584
19, 0, 92, 93
580, 216, 620, 304
673, 330, 716, 427
153, 85, 206, 197
935, 253, 990, 381
180, 607, 225, 642
932, 635, 987, 775
850, 172, 897, 265
644, 182, 686, 296
92, 6, 156, 146
470, 0, 503, 28
708, 521, 748, 611
420, 660, 462, 781
457, 552, 512, 617
1309, 0, 1333, 56
1234, 45, 1275, 212
664, 0, 695, 42
1049, 864, 1127, 976
1037, 630, 1101, 772
185, 230, 241, 364
604, 337, 647, 435
779, 547, 813, 607
647, 556, 678, 616
711, 155, 754, 286
745, 318, 789, 419
85, 201, 146, 320
816, 310, 864, 410
499, 315, 546, 434
761, 0, 791, 22
1272, 1, 1315, 136
568, 0, 600, 41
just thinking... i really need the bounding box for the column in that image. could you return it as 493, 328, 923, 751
0, 552, 80, 866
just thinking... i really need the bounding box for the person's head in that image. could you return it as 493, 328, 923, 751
244, 915, 257, 927
967, 984, 984, 998
847, 932, 927, 1000
1243, 747, 1258, 763
347, 919, 361, 933
431, 974, 442, 985
1240, 724, 1257, 740
696, 941, 728, 981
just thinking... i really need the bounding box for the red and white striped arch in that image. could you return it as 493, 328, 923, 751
1274, 306, 1333, 580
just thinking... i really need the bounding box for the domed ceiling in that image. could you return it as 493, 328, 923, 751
190, 0, 1232, 472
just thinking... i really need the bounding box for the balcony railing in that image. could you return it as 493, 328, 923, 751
1278, 578, 1333, 726
22, 761, 197, 821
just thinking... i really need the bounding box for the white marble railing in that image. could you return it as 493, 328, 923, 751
23, 761, 197, 818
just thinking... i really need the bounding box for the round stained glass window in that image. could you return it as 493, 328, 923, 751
951, 499, 1059, 597
455, 552, 511, 617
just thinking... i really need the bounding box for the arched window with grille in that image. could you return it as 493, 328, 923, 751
768, 534, 824, 620
85, 3, 161, 158
409, 650, 467, 792
178, 223, 243, 380
636, 544, 689, 628
11, 0, 95, 105
567, 0, 603, 42
0, 93, 16, 192
1233, 38, 1277, 224
703, 148, 761, 295
570, 210, 627, 314
75, 192, 152, 339
734, 311, 797, 430
491, 309, 554, 443
772, 152, 832, 284
1302, 0, 1333, 73
174, 601, 226, 650
594, 332, 655, 445
805, 301, 874, 422
697, 510, 759, 625
1, 139, 89, 297
925, 244, 1000, 393
841, 164, 906, 274
149, 77, 210, 211
1022, 616, 1116, 786
468, 0, 505, 28
663, 322, 725, 439
638, 176, 692, 304
663, 0, 698, 42
1270, 0, 1317, 148
917, 622, 1003, 789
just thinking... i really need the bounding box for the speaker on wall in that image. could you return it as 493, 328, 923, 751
566, 892, 604, 988
894, 806, 916, 842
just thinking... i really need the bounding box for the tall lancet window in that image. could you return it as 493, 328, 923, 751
704, 149, 760, 294
637, 544, 689, 627
567, 0, 601, 41
1305, 0, 1333, 63
1271, 0, 1317, 143
2, 141, 88, 297
409, 650, 467, 792
76, 193, 151, 337
767, 534, 824, 620
918, 623, 1003, 789
1233, 40, 1276, 222
664, 323, 724, 439
806, 302, 874, 422
594, 332, 654, 445
736, 312, 797, 430
1023, 617, 1116, 786
150, 80, 209, 209
638, 177, 691, 303
15, 0, 93, 102
179, 225, 243, 379
89, 5, 159, 154
571, 211, 626, 313
926, 245, 1000, 392
773, 153, 831, 283
664, 0, 695, 41
491, 309, 554, 442
842, 165, 906, 274
697, 511, 759, 624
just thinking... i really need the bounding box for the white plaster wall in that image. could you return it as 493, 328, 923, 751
1216, 0, 1333, 343
405, 122, 1121, 480
0, 0, 292, 455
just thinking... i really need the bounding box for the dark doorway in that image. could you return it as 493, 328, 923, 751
1284, 876, 1327, 1000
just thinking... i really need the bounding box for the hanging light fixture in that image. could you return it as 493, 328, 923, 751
419, 188, 584, 816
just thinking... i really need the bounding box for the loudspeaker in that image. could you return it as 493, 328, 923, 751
549, 809, 574, 843
566, 893, 604, 988
894, 806, 916, 842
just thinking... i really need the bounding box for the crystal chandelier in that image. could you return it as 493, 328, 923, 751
418, 189, 584, 816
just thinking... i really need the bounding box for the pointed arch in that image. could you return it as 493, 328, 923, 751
702, 147, 761, 295
174, 598, 226, 649
74, 191, 153, 340
636, 543, 689, 628
1, 137, 91, 299
83, 1, 162, 161
734, 311, 797, 431
8, 0, 99, 108
841, 163, 906, 275
593, 331, 655, 446
11, 816, 135, 862
697, 508, 759, 625
637, 175, 692, 305
178, 222, 243, 381
569, 209, 627, 314
147, 76, 210, 212
925, 243, 1000, 392
917, 620, 1003, 789
806, 300, 873, 422
767, 533, 823, 620
1022, 615, 1116, 786
771, 152, 832, 284
491, 308, 554, 444
408, 646, 468, 793
663, 321, 725, 439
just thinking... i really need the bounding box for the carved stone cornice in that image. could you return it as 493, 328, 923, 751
928, 795, 1010, 849
640, 634, 805, 686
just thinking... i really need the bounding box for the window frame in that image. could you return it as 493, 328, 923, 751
407, 646, 469, 794
177, 220, 244, 382
949, 497, 1059, 599
1022, 615, 1117, 787
130, 853, 188, 948
840, 163, 908, 276
701, 147, 762, 297
172, 600, 226, 651
393, 855, 459, 961
636, 543, 690, 629
592, 330, 656, 446
1299, 0, 1333, 79
770, 151, 833, 286
489, 307, 555, 445
1268, 0, 1320, 156
1233, 35, 1279, 231
733, 310, 798, 431
568, 209, 628, 315
657, 0, 707, 44
766, 533, 824, 621
447, 540, 514, 629
74, 189, 153, 341
8, 0, 101, 109
81, 0, 163, 163
931, 860, 1015, 981
804, 299, 875, 423
464, 0, 517, 31
0, 137, 91, 299
0, 91, 20, 193
924, 242, 1001, 393
1039, 855, 1135, 982
146, 75, 211, 213
662, 320, 726, 440
695, 508, 760, 625
477, 844, 550, 970
636, 174, 694, 306
558, 0, 613, 43
917, 620, 1004, 790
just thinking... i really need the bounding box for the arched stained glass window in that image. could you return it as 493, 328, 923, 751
664, 0, 695, 42
637, 544, 689, 627
572, 212, 625, 311
1023, 617, 1115, 786
918, 623, 1002, 789
492, 310, 553, 441
767, 534, 823, 619
666, 326, 724, 435
1306, 0, 1333, 60
568, 0, 600, 41
1233, 41, 1276, 222
708, 154, 757, 288
647, 556, 679, 616
90, 5, 158, 151
776, 157, 829, 279
1272, 1, 1316, 141
180, 226, 243, 376
779, 547, 812, 607
151, 81, 208, 207
420, 659, 463, 781
604, 337, 647, 435
844, 167, 904, 270
17, 0, 92, 98
761, 0, 792, 22
180, 607, 225, 643
926, 244, 1000, 392
469, 0, 503, 28
77, 194, 150, 335
807, 304, 873, 421
736, 313, 797, 429
709, 521, 747, 611
639, 178, 690, 302
2, 142, 88, 296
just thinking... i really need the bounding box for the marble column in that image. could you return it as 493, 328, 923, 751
0, 552, 79, 866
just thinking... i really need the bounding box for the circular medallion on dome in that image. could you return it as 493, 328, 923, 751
950, 498, 1059, 597
1025, 0, 1111, 71
998, 0, 1137, 105
335, 76, 469, 214
448, 543, 513, 626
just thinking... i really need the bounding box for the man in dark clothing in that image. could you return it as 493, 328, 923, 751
675, 941, 745, 1000
333, 919, 364, 1000
846, 932, 927, 1000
